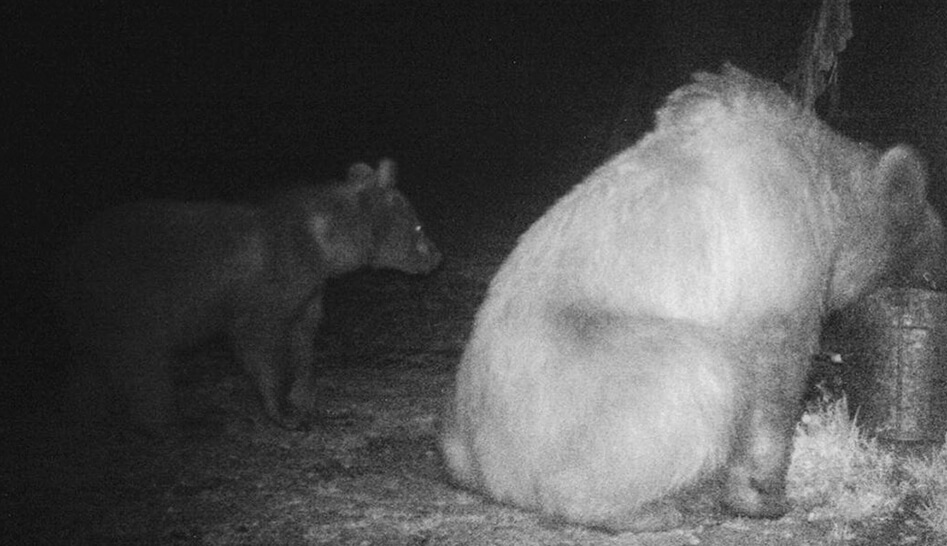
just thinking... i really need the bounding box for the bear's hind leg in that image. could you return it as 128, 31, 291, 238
596, 501, 685, 534
536, 463, 690, 533
234, 320, 290, 427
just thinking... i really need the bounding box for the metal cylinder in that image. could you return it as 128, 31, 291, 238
833, 288, 947, 443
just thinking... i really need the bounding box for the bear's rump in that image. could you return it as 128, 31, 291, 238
449, 310, 741, 527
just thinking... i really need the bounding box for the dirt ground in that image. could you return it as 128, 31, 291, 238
4, 197, 942, 546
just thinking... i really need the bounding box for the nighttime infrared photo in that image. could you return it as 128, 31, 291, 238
5, 2, 947, 544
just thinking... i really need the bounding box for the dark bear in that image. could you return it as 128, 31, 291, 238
439, 65, 946, 532
61, 159, 441, 430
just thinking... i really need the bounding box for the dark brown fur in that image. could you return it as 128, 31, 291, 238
60, 159, 440, 430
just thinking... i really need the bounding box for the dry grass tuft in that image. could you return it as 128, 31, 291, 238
903, 434, 947, 538
788, 395, 903, 523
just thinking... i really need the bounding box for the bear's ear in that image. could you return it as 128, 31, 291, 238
347, 162, 374, 180
345, 162, 378, 192
877, 145, 929, 204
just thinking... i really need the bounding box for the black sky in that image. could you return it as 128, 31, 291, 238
5, 1, 947, 277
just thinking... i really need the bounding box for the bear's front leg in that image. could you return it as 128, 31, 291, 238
723, 320, 815, 518
723, 403, 797, 518
284, 293, 324, 430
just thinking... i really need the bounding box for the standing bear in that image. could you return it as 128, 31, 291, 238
61, 159, 441, 430
440, 65, 946, 532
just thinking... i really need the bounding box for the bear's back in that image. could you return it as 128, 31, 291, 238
484, 66, 847, 330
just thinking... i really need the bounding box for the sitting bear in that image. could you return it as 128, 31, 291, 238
440, 65, 945, 532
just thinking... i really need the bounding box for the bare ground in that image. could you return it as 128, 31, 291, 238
4, 198, 941, 545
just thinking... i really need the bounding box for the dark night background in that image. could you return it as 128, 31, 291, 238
4, 2, 947, 414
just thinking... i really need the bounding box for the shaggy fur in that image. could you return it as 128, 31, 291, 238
440, 65, 945, 532
61, 159, 440, 430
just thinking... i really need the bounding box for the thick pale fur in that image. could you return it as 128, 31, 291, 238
61, 159, 441, 430
440, 65, 945, 532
